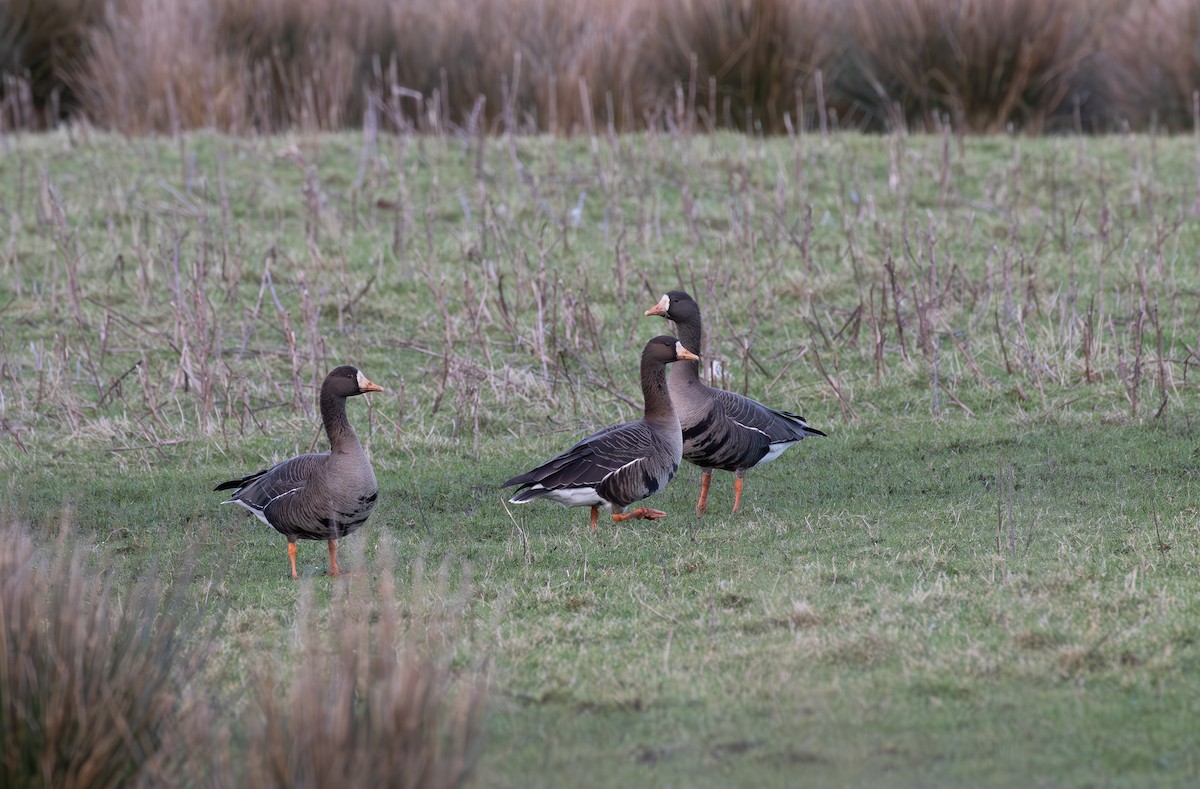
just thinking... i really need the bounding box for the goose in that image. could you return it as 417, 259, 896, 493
215, 365, 382, 579
504, 336, 699, 530
645, 291, 825, 515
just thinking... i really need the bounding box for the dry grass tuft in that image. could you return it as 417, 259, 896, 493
0, 0, 110, 128
1099, 0, 1200, 131
0, 515, 487, 787
1014, 629, 1061, 651
0, 515, 216, 787
1057, 641, 1110, 676
840, 0, 1111, 131
211, 0, 365, 132
501, 0, 645, 134
81, 0, 245, 134
643, 0, 839, 132
242, 552, 489, 788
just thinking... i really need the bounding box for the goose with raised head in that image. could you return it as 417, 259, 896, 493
215, 365, 383, 579
646, 291, 825, 515
504, 336, 699, 530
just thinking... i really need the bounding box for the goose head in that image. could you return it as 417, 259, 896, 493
644, 290, 698, 323
645, 335, 699, 364
323, 365, 384, 398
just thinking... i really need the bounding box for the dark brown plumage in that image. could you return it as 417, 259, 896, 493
646, 291, 825, 515
215, 365, 382, 578
504, 336, 699, 530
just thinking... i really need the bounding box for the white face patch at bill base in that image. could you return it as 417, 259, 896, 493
675, 340, 698, 360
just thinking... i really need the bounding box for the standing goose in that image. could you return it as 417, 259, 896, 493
645, 291, 825, 515
215, 365, 383, 579
504, 336, 699, 530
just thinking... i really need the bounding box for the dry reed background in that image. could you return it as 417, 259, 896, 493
7, 0, 1200, 135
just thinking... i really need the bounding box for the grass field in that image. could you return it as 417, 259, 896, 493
2, 126, 1200, 785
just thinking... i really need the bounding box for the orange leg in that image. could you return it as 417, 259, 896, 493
589, 505, 599, 532
287, 540, 299, 580
696, 470, 713, 516
327, 539, 341, 577
732, 474, 745, 514
611, 506, 668, 522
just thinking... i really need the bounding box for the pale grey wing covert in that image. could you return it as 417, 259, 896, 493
507, 421, 655, 496
595, 424, 679, 507
712, 388, 817, 441
226, 453, 330, 512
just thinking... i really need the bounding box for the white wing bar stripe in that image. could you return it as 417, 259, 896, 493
602, 457, 643, 482
729, 417, 770, 438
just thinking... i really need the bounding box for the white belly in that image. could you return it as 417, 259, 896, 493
225, 498, 273, 526
512, 485, 605, 509
757, 440, 798, 467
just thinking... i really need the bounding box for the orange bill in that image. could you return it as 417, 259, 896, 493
644, 294, 670, 317
356, 371, 384, 393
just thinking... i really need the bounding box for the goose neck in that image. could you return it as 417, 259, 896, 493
320, 391, 358, 451
640, 353, 675, 423
672, 315, 703, 382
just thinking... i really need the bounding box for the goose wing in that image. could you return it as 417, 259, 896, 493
685, 389, 823, 471
711, 389, 825, 443
504, 420, 657, 496
215, 452, 329, 515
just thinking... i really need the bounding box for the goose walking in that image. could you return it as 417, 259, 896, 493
646, 291, 824, 515
215, 365, 382, 579
504, 336, 698, 530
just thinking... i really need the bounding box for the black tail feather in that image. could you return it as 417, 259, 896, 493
213, 469, 268, 492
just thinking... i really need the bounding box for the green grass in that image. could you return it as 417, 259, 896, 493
2, 127, 1200, 785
